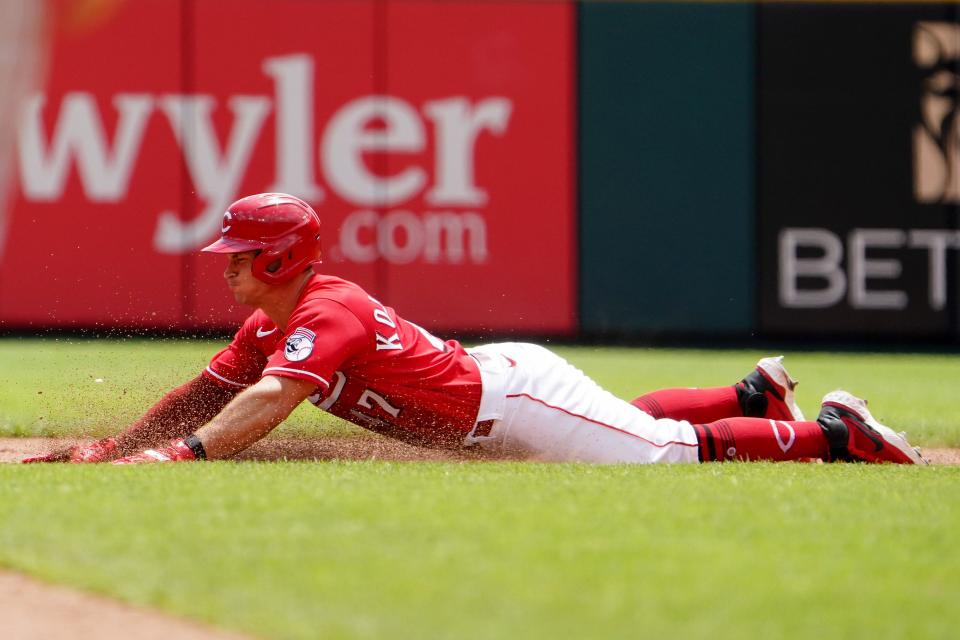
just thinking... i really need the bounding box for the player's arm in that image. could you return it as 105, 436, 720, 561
23, 375, 239, 463
112, 375, 315, 463
111, 302, 365, 464
194, 375, 316, 459
112, 374, 241, 454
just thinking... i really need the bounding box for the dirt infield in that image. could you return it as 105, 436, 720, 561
0, 435, 499, 465
3, 436, 959, 465
0, 570, 251, 640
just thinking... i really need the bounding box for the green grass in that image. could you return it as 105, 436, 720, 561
1, 462, 957, 640
1, 339, 959, 639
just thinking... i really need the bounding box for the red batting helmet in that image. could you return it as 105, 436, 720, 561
202, 193, 321, 284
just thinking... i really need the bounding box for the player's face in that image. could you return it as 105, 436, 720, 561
223, 251, 270, 305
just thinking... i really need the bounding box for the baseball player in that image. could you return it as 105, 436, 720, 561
23, 194, 926, 466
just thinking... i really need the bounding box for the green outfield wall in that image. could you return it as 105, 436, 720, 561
579, 2, 755, 336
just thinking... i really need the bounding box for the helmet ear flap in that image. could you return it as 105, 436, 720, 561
251, 234, 318, 282
251, 249, 287, 283
251, 232, 293, 282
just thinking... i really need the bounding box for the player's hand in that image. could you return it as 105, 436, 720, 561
69, 437, 118, 463
112, 439, 197, 465
21, 450, 71, 463
22, 437, 118, 464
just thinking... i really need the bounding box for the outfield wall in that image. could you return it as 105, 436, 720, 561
579, 2, 755, 336
1, 1, 958, 342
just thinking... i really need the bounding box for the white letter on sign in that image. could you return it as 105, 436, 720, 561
263, 54, 324, 201
18, 93, 153, 201
423, 97, 512, 206
322, 96, 426, 207
908, 229, 960, 310
848, 229, 907, 310
779, 228, 846, 308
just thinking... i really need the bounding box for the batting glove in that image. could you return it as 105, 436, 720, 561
22, 437, 118, 464
111, 439, 197, 465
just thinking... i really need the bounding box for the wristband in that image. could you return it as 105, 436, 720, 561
184, 434, 207, 460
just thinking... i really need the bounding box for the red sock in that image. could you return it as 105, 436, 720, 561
692, 418, 829, 462
631, 387, 741, 423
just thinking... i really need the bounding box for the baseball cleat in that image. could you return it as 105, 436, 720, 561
817, 390, 928, 465
737, 355, 804, 421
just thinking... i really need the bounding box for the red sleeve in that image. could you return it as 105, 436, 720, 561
204, 315, 269, 389
262, 300, 368, 389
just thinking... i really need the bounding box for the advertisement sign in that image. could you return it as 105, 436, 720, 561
0, 0, 576, 334
758, 4, 960, 338
2, 0, 184, 327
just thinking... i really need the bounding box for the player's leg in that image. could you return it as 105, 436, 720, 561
465, 344, 925, 465
692, 417, 828, 462
692, 390, 927, 464
494, 393, 699, 463
630, 356, 804, 423
467, 342, 700, 464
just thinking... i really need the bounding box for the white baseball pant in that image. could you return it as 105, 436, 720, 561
465, 342, 700, 464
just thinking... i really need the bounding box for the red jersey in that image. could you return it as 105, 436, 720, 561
204, 274, 482, 447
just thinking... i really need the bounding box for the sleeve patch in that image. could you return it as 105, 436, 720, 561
284, 327, 317, 362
